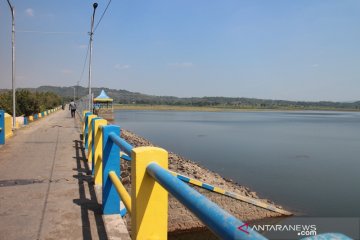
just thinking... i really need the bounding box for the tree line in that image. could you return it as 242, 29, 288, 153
0, 90, 62, 116
1, 86, 359, 111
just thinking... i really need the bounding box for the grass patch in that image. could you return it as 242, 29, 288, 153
113, 104, 360, 112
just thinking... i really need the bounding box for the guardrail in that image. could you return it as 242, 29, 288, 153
0, 110, 4, 145
0, 107, 61, 145
82, 110, 351, 240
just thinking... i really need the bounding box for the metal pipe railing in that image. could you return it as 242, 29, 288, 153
146, 162, 267, 240
109, 171, 132, 214
83, 111, 350, 240
169, 171, 292, 216
109, 132, 133, 156
120, 152, 131, 161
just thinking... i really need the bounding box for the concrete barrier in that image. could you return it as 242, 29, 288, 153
4, 113, 13, 139
0, 110, 4, 144
0, 106, 61, 145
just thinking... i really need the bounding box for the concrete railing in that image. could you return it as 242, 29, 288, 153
82, 110, 351, 240
0, 107, 62, 145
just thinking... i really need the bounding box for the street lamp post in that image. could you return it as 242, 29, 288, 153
6, 0, 16, 129
88, 3, 98, 112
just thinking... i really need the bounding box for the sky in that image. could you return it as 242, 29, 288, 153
0, 0, 360, 101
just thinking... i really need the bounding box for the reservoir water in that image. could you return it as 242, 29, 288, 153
114, 110, 360, 217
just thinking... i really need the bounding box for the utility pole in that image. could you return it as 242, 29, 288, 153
6, 0, 16, 129
76, 81, 80, 100
71, 87, 75, 101
88, 3, 98, 112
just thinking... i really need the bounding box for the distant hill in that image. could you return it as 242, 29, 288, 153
1, 85, 359, 111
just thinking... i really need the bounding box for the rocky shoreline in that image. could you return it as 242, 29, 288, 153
120, 129, 289, 234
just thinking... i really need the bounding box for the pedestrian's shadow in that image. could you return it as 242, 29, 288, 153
73, 140, 108, 240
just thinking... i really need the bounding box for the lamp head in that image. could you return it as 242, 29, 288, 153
93, 3, 98, 9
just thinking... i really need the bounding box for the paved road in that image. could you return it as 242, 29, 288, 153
0, 109, 107, 240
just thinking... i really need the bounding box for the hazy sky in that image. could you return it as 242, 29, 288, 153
1, 0, 359, 101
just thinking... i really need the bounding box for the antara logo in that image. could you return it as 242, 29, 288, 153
238, 223, 250, 234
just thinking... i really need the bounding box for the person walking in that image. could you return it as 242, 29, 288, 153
69, 100, 77, 118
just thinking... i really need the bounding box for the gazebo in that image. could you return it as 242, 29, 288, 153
93, 90, 114, 120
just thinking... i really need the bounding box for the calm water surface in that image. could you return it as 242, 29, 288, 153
114, 110, 360, 217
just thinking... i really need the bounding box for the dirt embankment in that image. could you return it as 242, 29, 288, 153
120, 129, 288, 233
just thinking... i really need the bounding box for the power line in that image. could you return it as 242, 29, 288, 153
16, 30, 86, 35
93, 0, 112, 33
77, 1, 111, 98
78, 40, 90, 84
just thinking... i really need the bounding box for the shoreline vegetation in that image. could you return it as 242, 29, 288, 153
2, 86, 359, 112
114, 103, 360, 112
0, 90, 62, 116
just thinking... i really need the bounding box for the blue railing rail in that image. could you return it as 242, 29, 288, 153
105, 130, 265, 239
82, 111, 352, 240
109, 132, 133, 156
147, 162, 266, 239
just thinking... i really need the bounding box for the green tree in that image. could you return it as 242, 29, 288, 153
0, 90, 62, 116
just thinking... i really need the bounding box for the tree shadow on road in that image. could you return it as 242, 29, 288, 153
73, 140, 108, 240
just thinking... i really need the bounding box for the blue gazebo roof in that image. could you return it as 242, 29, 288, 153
94, 90, 113, 102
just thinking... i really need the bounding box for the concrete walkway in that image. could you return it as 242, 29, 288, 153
0, 109, 108, 240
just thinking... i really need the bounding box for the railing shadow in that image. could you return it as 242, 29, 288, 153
73, 140, 108, 240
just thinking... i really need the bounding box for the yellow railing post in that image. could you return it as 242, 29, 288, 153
131, 147, 168, 240
94, 119, 107, 185
86, 114, 97, 163
4, 113, 13, 139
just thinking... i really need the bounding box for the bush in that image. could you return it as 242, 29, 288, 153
0, 90, 62, 116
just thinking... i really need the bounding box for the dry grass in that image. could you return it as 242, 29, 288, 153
113, 104, 266, 112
